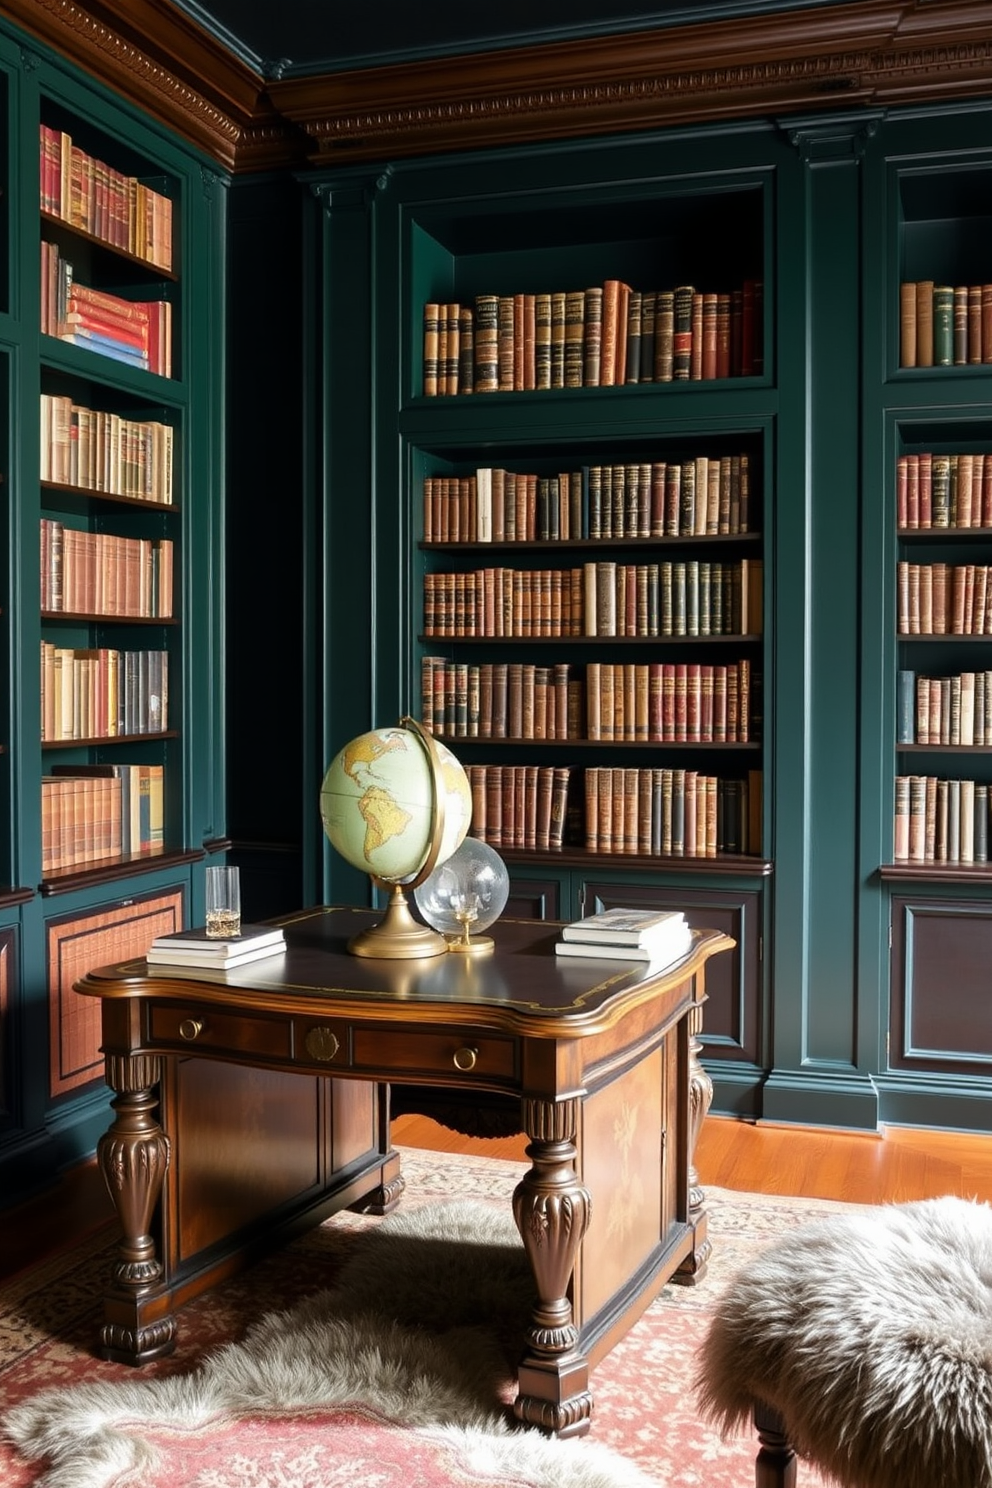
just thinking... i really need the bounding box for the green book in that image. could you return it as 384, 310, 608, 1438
933, 285, 954, 366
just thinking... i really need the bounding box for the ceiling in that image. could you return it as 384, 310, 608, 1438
168, 0, 869, 80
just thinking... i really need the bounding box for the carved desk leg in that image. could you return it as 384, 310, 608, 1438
675, 995, 713, 1284
97, 1054, 174, 1364
511, 1096, 593, 1439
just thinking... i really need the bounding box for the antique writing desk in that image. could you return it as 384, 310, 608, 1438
76, 907, 732, 1437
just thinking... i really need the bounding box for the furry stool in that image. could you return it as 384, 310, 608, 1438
695, 1195, 992, 1488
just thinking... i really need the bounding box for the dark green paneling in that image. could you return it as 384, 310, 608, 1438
314, 178, 380, 907
763, 115, 881, 1131
225, 173, 306, 919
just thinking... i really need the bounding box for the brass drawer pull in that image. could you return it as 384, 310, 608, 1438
179, 1018, 203, 1041
305, 1026, 340, 1062
453, 1045, 478, 1072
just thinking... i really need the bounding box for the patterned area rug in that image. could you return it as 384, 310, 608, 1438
0, 1146, 851, 1488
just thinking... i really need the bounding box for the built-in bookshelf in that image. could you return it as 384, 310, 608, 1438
871, 140, 992, 1122
0, 18, 226, 1203
405, 179, 771, 886
891, 436, 992, 867
884, 156, 992, 876
37, 102, 183, 882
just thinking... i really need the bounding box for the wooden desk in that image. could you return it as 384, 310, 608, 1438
76, 907, 732, 1437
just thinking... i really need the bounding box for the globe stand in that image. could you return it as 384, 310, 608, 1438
347, 883, 447, 960
445, 902, 494, 957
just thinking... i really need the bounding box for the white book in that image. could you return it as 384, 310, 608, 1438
146, 940, 286, 970
554, 921, 692, 966
149, 923, 285, 958
560, 907, 687, 947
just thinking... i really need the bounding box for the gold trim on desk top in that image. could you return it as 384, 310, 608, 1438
75, 907, 733, 1038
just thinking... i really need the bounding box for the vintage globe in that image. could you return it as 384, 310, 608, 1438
320, 719, 472, 957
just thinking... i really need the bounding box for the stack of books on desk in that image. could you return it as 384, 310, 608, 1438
554, 908, 692, 965
146, 923, 286, 970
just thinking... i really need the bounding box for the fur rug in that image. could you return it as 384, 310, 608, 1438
3, 1199, 657, 1488
696, 1195, 992, 1488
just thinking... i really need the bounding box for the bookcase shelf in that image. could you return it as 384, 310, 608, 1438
870, 123, 992, 1118
42, 483, 176, 513
0, 16, 226, 1201
890, 415, 992, 872
395, 164, 771, 878
40, 845, 204, 897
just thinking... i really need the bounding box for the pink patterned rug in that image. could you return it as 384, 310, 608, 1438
0, 1146, 848, 1488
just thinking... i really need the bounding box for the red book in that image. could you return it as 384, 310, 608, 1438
484, 767, 503, 847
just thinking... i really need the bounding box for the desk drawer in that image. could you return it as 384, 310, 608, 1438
352, 1028, 517, 1082
149, 1004, 292, 1060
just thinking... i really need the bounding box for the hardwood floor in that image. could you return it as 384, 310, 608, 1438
4, 1112, 992, 1284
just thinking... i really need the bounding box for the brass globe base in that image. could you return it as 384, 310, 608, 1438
445, 934, 494, 956
348, 885, 447, 959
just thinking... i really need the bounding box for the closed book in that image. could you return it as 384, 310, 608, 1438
560, 906, 687, 947
146, 941, 287, 970
554, 920, 692, 965
149, 923, 285, 957
896, 669, 916, 744
932, 285, 954, 366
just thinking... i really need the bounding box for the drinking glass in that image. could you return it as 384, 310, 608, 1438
205, 865, 241, 938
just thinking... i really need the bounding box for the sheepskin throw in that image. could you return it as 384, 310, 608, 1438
695, 1195, 992, 1488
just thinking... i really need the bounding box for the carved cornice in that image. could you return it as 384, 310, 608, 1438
1, 0, 303, 171
3, 0, 990, 173
271, 0, 992, 165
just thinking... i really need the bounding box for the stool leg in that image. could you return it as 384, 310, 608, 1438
753, 1401, 797, 1488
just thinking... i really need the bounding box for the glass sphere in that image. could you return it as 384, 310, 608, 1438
414, 838, 510, 952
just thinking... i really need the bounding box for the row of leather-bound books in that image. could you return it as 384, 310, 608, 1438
40, 518, 173, 617
423, 557, 762, 639
464, 762, 761, 857
40, 764, 164, 873
41, 643, 169, 742
40, 392, 174, 503
896, 452, 992, 531
422, 454, 753, 543
39, 123, 173, 272
893, 775, 990, 864
896, 562, 992, 636
422, 279, 763, 396
899, 281, 992, 369
897, 668, 992, 748
420, 658, 756, 744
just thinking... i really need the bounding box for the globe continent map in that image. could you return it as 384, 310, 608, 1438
320, 725, 471, 885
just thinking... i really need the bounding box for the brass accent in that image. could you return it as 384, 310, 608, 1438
304, 1025, 340, 1062
345, 718, 452, 961
178, 1018, 203, 1041
348, 882, 448, 960
452, 1045, 478, 1072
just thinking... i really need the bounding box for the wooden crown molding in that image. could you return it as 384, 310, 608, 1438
271, 0, 992, 165
5, 0, 991, 173
2, 0, 304, 171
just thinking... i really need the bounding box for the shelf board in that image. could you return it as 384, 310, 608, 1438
499, 846, 772, 877
879, 861, 992, 883
421, 533, 761, 552
896, 743, 992, 754
41, 208, 178, 281
41, 480, 176, 513
433, 735, 760, 750
42, 731, 178, 748
898, 632, 991, 643
40, 845, 204, 897
420, 633, 763, 646
898, 527, 992, 541
42, 610, 178, 624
